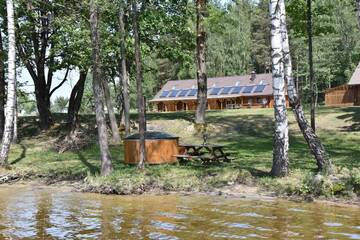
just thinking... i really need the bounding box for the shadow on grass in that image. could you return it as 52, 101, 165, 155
336, 107, 360, 131
76, 151, 100, 175
11, 144, 27, 165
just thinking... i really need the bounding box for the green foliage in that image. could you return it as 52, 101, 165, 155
52, 96, 69, 113
287, 0, 360, 103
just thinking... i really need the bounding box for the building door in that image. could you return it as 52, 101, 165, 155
158, 102, 164, 112
176, 101, 184, 111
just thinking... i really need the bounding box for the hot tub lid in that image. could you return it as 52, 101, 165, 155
125, 131, 178, 140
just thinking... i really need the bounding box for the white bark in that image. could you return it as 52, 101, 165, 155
269, 0, 289, 177
12, 98, 17, 144
279, 0, 332, 173
0, 0, 16, 166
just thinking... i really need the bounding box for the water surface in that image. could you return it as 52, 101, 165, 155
0, 185, 359, 239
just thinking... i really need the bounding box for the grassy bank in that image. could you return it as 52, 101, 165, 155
1, 107, 359, 200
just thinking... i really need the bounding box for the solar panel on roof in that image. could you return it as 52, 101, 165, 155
169, 90, 180, 97
220, 87, 232, 95
231, 86, 242, 94
160, 90, 170, 98
243, 86, 255, 93
178, 89, 190, 97
188, 89, 197, 96
254, 85, 266, 93
210, 87, 222, 95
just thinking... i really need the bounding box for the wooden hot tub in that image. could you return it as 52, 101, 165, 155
124, 131, 179, 164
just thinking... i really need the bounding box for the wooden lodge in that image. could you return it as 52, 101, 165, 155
150, 73, 289, 112
325, 63, 360, 106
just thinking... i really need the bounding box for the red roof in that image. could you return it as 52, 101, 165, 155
349, 63, 360, 85
151, 73, 273, 102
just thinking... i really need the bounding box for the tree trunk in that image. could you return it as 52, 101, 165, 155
132, 0, 146, 169
307, 0, 316, 132
17, 3, 55, 130
12, 97, 18, 144
102, 80, 121, 143
279, 0, 333, 174
0, 0, 16, 166
67, 70, 87, 131
195, 0, 207, 125
90, 0, 113, 176
35, 84, 53, 130
269, 0, 289, 177
357, 0, 360, 28
119, 4, 131, 137
0, 32, 5, 138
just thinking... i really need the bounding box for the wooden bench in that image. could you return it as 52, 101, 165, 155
173, 154, 201, 162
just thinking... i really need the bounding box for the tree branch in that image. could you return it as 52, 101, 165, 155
49, 68, 70, 97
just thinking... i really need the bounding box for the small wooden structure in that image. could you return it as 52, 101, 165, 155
124, 131, 179, 164
325, 63, 360, 106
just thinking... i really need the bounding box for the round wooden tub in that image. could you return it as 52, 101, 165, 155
124, 131, 179, 164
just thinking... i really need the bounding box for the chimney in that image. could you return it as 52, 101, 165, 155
250, 71, 256, 82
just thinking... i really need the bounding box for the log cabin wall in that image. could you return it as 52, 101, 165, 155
325, 85, 357, 106
153, 95, 289, 112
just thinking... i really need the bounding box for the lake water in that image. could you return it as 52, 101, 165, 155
0, 185, 359, 239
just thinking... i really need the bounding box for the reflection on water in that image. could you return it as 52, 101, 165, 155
0, 185, 359, 239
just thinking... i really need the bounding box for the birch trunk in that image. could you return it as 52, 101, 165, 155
307, 0, 316, 131
12, 98, 18, 144
103, 80, 121, 143
0, 0, 16, 166
279, 0, 333, 173
119, 4, 131, 137
269, 0, 289, 177
0, 32, 5, 138
90, 0, 113, 176
132, 0, 146, 169
195, 0, 207, 125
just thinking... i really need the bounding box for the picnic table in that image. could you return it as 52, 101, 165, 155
175, 143, 232, 164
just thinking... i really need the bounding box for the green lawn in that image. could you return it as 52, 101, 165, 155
3, 107, 360, 198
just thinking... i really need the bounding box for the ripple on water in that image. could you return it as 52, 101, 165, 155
324, 222, 344, 227
224, 222, 253, 229
157, 211, 188, 220
329, 232, 360, 240
151, 220, 185, 231
148, 232, 180, 240
239, 212, 264, 218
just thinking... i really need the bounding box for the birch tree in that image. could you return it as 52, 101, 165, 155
132, 0, 146, 169
119, 3, 131, 137
195, 0, 208, 125
90, 0, 113, 176
279, 0, 332, 173
0, 31, 5, 138
269, 0, 289, 177
0, 0, 16, 166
